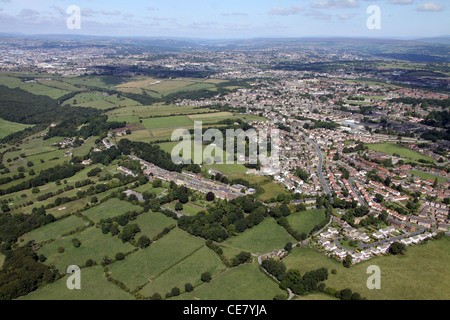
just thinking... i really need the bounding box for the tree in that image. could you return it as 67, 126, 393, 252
85, 259, 94, 267
389, 242, 407, 255
284, 242, 293, 252
343, 254, 353, 268
175, 202, 183, 211
201, 272, 212, 283
170, 287, 180, 297
206, 192, 215, 202
72, 238, 81, 248
185, 283, 194, 293
136, 236, 150, 249
339, 288, 353, 300
151, 293, 162, 300
115, 252, 125, 261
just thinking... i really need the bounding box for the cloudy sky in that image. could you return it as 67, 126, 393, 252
0, 0, 448, 39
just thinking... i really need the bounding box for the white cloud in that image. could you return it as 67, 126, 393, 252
417, 2, 444, 12
268, 6, 304, 16
389, 0, 413, 5
311, 0, 359, 9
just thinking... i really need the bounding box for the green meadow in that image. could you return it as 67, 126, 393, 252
0, 118, 33, 139
283, 237, 450, 300
366, 143, 436, 163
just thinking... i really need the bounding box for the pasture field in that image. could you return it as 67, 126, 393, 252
222, 218, 296, 255
108, 228, 205, 291
19, 215, 88, 245
286, 209, 327, 236
257, 182, 288, 201
172, 262, 286, 300
37, 226, 136, 273
0, 75, 70, 99
138, 246, 226, 297
82, 198, 142, 223
19, 266, 135, 300
409, 170, 447, 183
366, 143, 436, 163
106, 104, 214, 120
133, 211, 177, 241
62, 75, 127, 88
283, 237, 450, 300
141, 115, 193, 129
0, 118, 33, 139
65, 92, 141, 110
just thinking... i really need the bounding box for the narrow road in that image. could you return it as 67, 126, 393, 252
303, 134, 331, 195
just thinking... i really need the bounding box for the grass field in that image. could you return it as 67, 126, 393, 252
20, 215, 88, 245
366, 143, 436, 163
108, 228, 205, 291
409, 170, 447, 183
258, 182, 288, 202
133, 211, 177, 241
283, 237, 450, 300
287, 209, 327, 236
106, 104, 214, 120
38, 226, 136, 273
0, 118, 33, 139
82, 198, 142, 223
222, 218, 296, 255
138, 246, 226, 297
19, 266, 135, 300
172, 262, 286, 300
65, 92, 141, 110
142, 115, 193, 129
0, 75, 70, 99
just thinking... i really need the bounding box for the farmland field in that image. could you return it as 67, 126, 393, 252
222, 218, 296, 255
409, 170, 447, 183
133, 211, 177, 241
0, 118, 33, 139
287, 209, 327, 236
172, 262, 287, 300
19, 215, 88, 245
366, 143, 436, 163
283, 237, 450, 300
108, 228, 205, 291
82, 198, 142, 223
37, 226, 136, 273
19, 266, 135, 300
138, 246, 226, 297
142, 115, 193, 129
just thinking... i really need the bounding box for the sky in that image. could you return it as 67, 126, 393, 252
0, 0, 448, 39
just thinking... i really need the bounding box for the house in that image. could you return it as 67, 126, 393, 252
378, 243, 391, 254
401, 238, 413, 246
324, 243, 337, 252
373, 231, 385, 240
334, 249, 348, 259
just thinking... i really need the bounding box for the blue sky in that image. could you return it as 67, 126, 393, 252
0, 0, 448, 39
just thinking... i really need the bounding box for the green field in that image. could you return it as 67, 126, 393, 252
366, 143, 436, 163
19, 266, 135, 300
20, 215, 88, 245
0, 118, 33, 139
133, 211, 177, 241
37, 226, 136, 273
409, 170, 447, 183
222, 218, 296, 255
173, 262, 286, 300
108, 228, 205, 291
65, 92, 141, 110
142, 115, 193, 129
283, 237, 450, 300
287, 209, 327, 236
0, 74, 70, 99
138, 246, 226, 297
82, 198, 142, 223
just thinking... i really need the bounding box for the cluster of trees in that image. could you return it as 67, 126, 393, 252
178, 196, 268, 242
261, 258, 328, 295
0, 207, 55, 245
205, 240, 251, 268
0, 85, 99, 126
0, 244, 58, 300
0, 163, 85, 196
